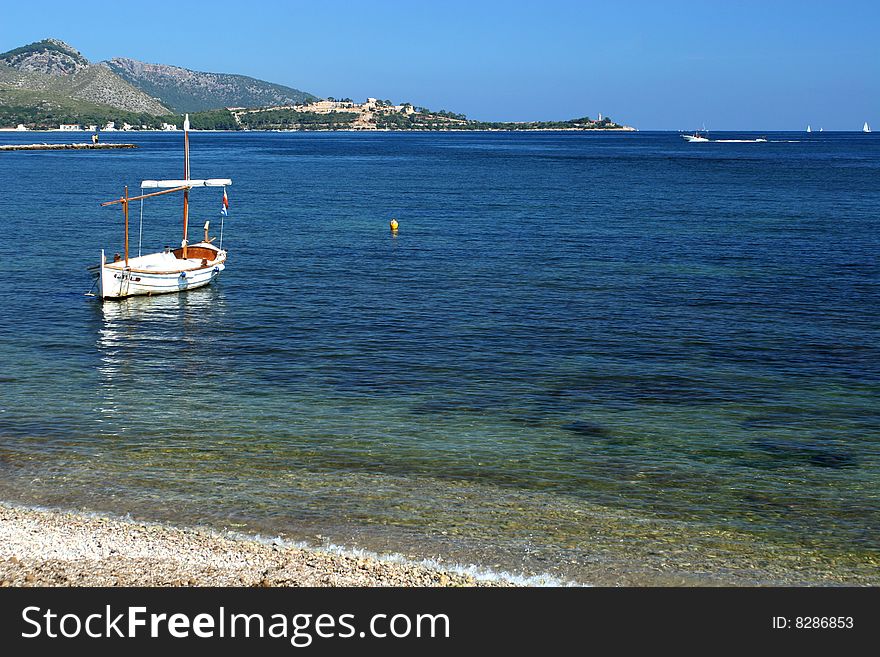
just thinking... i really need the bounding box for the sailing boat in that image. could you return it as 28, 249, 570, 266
92, 115, 232, 300
864, 122, 872, 133
806, 125, 812, 133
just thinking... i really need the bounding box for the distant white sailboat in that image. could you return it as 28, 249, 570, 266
864, 122, 872, 133
807, 125, 812, 133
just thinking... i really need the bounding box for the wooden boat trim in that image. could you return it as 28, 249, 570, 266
104, 257, 225, 276
105, 265, 220, 275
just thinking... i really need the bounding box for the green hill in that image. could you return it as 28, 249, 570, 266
0, 87, 174, 129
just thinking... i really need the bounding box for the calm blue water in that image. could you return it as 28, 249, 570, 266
1, 130, 878, 584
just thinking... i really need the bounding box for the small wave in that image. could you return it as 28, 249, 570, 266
238, 531, 579, 587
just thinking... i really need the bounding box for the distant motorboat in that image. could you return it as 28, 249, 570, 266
681, 130, 709, 142
864, 122, 872, 133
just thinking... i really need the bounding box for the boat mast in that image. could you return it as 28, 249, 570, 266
182, 113, 190, 258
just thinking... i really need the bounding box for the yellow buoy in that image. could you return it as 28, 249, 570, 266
390, 218, 399, 233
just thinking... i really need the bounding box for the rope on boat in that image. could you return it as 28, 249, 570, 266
138, 195, 144, 257
219, 185, 226, 250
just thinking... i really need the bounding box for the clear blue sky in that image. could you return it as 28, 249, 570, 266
1, 0, 877, 129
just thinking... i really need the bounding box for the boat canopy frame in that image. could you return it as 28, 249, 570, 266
100, 180, 231, 266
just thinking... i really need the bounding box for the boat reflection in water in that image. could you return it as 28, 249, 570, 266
95, 286, 229, 439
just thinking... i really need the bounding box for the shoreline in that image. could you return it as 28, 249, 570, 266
0, 502, 516, 587
0, 127, 636, 134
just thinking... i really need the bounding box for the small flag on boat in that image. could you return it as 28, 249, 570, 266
220, 188, 229, 216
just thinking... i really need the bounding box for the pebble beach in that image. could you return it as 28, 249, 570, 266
0, 503, 510, 587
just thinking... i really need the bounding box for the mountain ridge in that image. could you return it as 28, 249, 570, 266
102, 57, 316, 113
0, 39, 170, 115
0, 38, 90, 75
0, 38, 316, 118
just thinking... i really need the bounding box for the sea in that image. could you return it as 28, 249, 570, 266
0, 130, 877, 585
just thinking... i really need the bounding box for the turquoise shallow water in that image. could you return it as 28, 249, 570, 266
0, 130, 878, 584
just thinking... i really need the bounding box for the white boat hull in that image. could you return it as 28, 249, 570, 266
96, 243, 226, 300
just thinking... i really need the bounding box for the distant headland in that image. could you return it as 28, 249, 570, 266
0, 39, 635, 132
